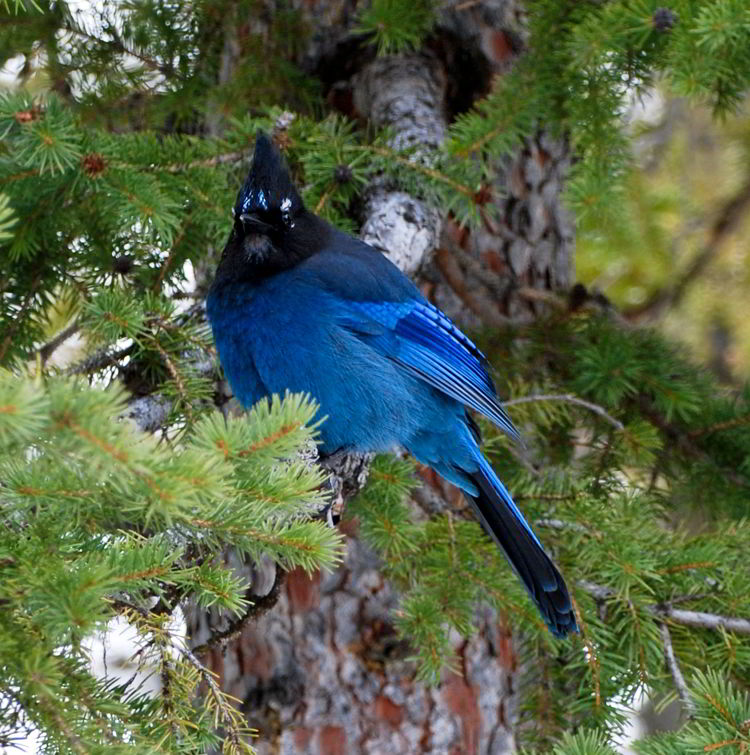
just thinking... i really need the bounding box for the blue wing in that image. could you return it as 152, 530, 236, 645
297, 242, 519, 440
344, 299, 520, 441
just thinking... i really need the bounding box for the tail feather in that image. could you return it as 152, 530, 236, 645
467, 455, 577, 637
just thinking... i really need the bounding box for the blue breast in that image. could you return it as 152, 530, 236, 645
206, 272, 444, 454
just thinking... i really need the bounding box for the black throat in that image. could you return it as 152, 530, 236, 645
211, 209, 332, 291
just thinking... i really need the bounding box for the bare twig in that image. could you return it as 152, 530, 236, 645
178, 646, 245, 749
504, 394, 625, 431
39, 317, 80, 365
65, 343, 136, 375
191, 568, 285, 657
659, 621, 696, 716
578, 580, 750, 635
627, 177, 750, 321
507, 442, 542, 478
658, 608, 750, 635
515, 286, 568, 311
578, 580, 617, 601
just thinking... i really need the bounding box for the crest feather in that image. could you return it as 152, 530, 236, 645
235, 132, 303, 221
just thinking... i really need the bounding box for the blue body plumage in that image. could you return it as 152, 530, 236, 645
207, 133, 577, 637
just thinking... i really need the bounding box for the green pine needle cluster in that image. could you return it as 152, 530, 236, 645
2, 0, 750, 753
356, 0, 436, 55
0, 372, 342, 751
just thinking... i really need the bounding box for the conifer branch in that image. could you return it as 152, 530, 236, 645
60, 22, 172, 76
191, 568, 285, 657
149, 337, 193, 422
688, 413, 750, 438
178, 646, 251, 752
165, 151, 245, 173
638, 397, 750, 489
152, 227, 188, 291
356, 145, 474, 198
65, 344, 136, 375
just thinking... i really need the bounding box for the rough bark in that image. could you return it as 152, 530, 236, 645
425, 131, 575, 331
185, 3, 576, 753
186, 536, 519, 755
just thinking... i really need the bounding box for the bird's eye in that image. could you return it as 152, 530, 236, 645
279, 197, 295, 228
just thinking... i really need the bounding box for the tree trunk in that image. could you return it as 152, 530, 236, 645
185, 3, 575, 752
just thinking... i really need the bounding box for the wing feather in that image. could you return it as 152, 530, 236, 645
345, 300, 520, 441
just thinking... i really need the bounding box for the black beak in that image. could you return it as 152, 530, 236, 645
239, 212, 274, 234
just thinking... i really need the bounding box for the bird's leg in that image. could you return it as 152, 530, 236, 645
318, 450, 375, 525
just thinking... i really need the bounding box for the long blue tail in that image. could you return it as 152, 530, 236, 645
467, 453, 577, 637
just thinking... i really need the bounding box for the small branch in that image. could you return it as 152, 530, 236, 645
578, 580, 750, 635
578, 580, 616, 602
627, 177, 750, 321
39, 317, 80, 365
688, 412, 750, 438
314, 184, 335, 214
535, 518, 589, 533
359, 144, 474, 198
149, 337, 193, 423
638, 396, 750, 489
515, 286, 568, 311
61, 22, 172, 76
659, 621, 696, 716
178, 646, 245, 749
507, 442, 542, 478
65, 343, 135, 375
504, 394, 625, 431
191, 568, 285, 656
657, 608, 750, 635
110, 598, 150, 619
152, 223, 189, 291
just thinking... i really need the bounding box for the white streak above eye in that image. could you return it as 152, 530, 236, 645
241, 187, 269, 213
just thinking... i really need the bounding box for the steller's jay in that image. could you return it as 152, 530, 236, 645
206, 133, 577, 637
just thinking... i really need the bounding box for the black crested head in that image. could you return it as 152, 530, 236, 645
213, 131, 328, 287
234, 131, 303, 229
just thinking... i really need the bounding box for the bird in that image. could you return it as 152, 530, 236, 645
206, 132, 577, 637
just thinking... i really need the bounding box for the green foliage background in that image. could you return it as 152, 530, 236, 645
1, 0, 750, 753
